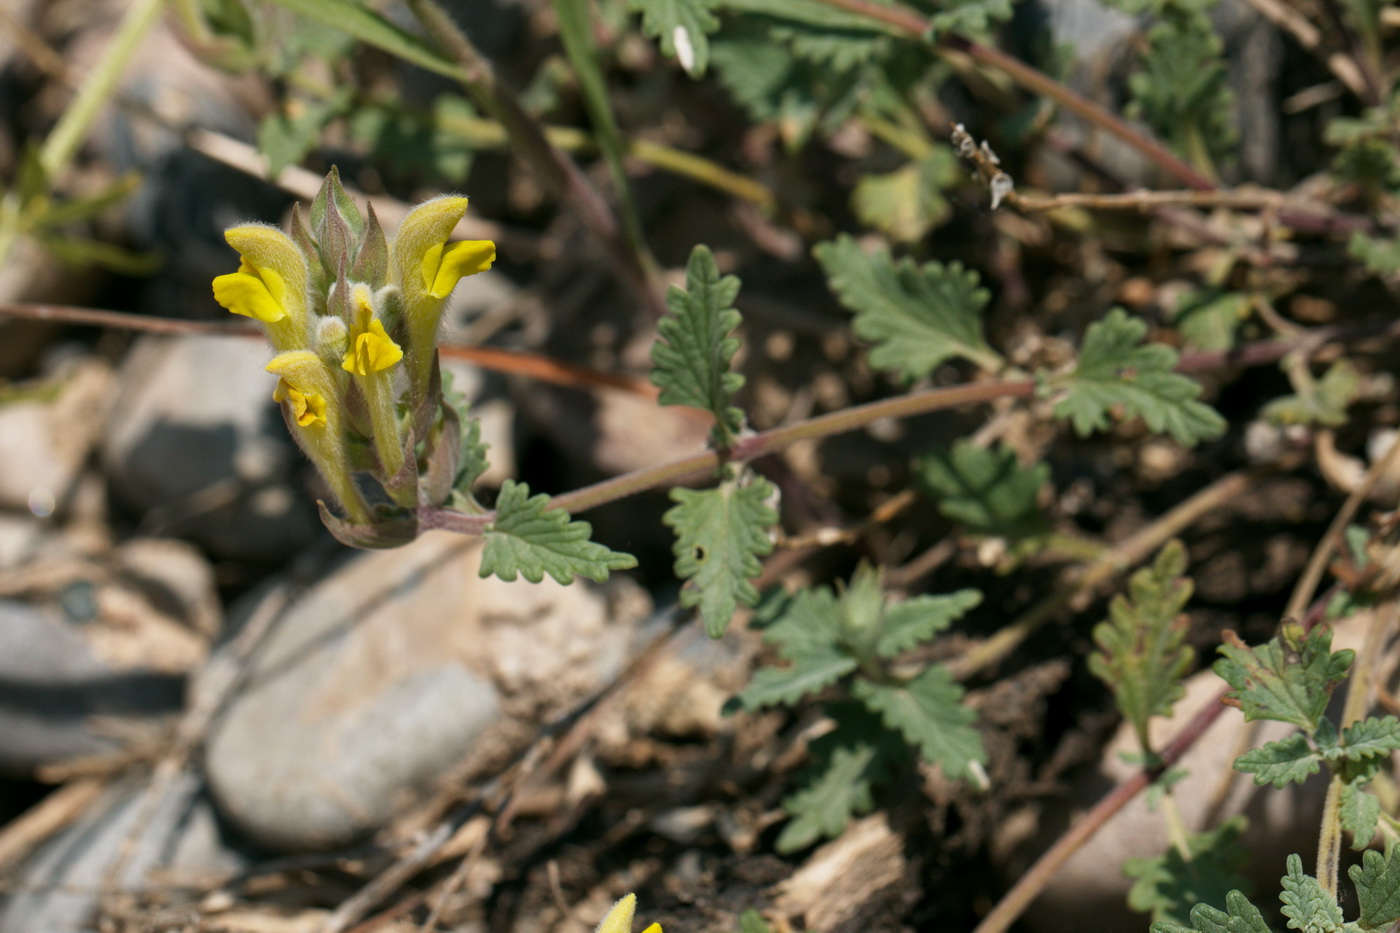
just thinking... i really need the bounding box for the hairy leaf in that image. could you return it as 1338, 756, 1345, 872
1128, 10, 1236, 168
736, 649, 859, 710
918, 440, 1049, 539
1340, 782, 1381, 850
651, 244, 747, 444
1341, 716, 1400, 760
1175, 289, 1249, 352
777, 704, 898, 852
1052, 308, 1226, 446
1234, 734, 1321, 787
630, 0, 719, 76
1350, 848, 1400, 931
925, 0, 1015, 34
666, 475, 778, 638
1214, 623, 1354, 732
1150, 890, 1275, 933
1280, 853, 1344, 933
875, 590, 982, 659
814, 234, 1002, 381
1125, 817, 1249, 926
1089, 540, 1196, 748
1262, 361, 1359, 428
480, 480, 637, 584
852, 666, 984, 778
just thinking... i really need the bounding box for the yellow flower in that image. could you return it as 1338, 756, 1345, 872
343, 317, 403, 375
420, 239, 496, 299
212, 258, 288, 323
272, 377, 327, 428
596, 894, 662, 933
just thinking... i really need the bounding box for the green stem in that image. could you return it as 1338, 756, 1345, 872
406, 0, 668, 319
1159, 792, 1194, 862
549, 0, 657, 281
39, 0, 166, 180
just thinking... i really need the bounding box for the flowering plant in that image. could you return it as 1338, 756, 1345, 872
213, 169, 495, 547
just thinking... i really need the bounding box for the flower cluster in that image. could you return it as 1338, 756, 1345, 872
212, 169, 494, 545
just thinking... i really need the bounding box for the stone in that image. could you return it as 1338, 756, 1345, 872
0, 771, 246, 933
204, 532, 649, 851
0, 600, 185, 776
0, 359, 114, 514
102, 335, 320, 562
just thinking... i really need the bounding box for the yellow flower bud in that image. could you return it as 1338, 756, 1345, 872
219, 225, 312, 351
272, 377, 327, 428
595, 894, 662, 933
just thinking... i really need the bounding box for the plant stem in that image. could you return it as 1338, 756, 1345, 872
406, 0, 668, 319
38, 0, 165, 181
550, 379, 1037, 515
972, 685, 1230, 933
807, 0, 1214, 190
549, 0, 657, 281
1317, 775, 1345, 898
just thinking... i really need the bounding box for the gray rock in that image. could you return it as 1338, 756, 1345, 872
0, 360, 114, 514
102, 335, 320, 562
0, 600, 185, 776
204, 532, 648, 852
0, 771, 246, 933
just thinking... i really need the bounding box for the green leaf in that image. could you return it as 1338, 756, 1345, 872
1262, 361, 1359, 428
1350, 848, 1400, 931
852, 665, 984, 778
736, 649, 859, 710
1151, 890, 1276, 933
852, 150, 959, 242
1340, 716, 1400, 761
1234, 734, 1322, 787
1051, 308, 1226, 446
777, 703, 897, 852
665, 474, 778, 638
917, 439, 1050, 539
263, 0, 467, 80
257, 91, 350, 175
1340, 782, 1381, 850
725, 0, 899, 72
875, 590, 982, 659
1349, 232, 1400, 277
651, 244, 747, 444
480, 480, 637, 584
737, 910, 772, 933
1088, 540, 1196, 748
1127, 10, 1236, 168
753, 586, 846, 658
925, 0, 1015, 35
1213, 622, 1354, 732
630, 0, 719, 76
1280, 853, 1345, 933
814, 233, 1002, 381
1174, 289, 1249, 352
1125, 817, 1249, 926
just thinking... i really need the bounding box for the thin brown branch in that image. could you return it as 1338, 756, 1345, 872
1236, 0, 1369, 99
810, 0, 1214, 190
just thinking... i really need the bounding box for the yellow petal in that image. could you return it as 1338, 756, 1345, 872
342, 318, 404, 375
597, 894, 637, 933
640, 925, 663, 933
213, 271, 286, 322
422, 239, 496, 299
272, 377, 326, 428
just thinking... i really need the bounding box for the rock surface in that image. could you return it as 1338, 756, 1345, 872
0, 359, 114, 514
0, 599, 186, 776
0, 771, 245, 933
204, 531, 649, 851
102, 335, 320, 561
